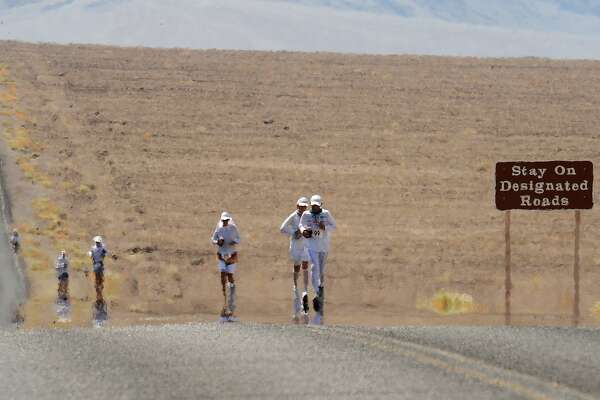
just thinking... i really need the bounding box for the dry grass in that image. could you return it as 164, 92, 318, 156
31, 197, 92, 270
77, 184, 94, 194
129, 302, 152, 314
60, 181, 75, 190
7, 128, 44, 153
16, 157, 53, 187
415, 289, 479, 315
14, 110, 29, 121
0, 65, 9, 76
0, 84, 16, 103
0, 65, 13, 84
19, 199, 63, 276
592, 302, 600, 320
32, 197, 61, 223
429, 290, 476, 315
21, 246, 50, 272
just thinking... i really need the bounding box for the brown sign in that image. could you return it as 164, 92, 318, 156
496, 161, 593, 210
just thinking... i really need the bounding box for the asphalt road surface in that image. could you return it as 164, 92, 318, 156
1, 323, 599, 400
0, 223, 20, 326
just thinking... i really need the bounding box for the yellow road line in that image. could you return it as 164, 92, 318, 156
314, 327, 596, 400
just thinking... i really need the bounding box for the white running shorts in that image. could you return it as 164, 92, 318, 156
218, 260, 237, 274
290, 247, 310, 265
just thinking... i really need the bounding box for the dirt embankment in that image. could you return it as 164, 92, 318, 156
1, 41, 600, 327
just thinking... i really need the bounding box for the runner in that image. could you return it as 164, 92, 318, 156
280, 197, 310, 322
211, 211, 241, 322
55, 250, 69, 301
88, 236, 108, 301
9, 229, 19, 253
299, 194, 336, 323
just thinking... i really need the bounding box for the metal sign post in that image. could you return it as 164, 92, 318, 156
504, 210, 511, 326
573, 210, 581, 326
496, 161, 593, 326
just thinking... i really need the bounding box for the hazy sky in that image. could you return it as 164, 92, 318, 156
1, 0, 600, 58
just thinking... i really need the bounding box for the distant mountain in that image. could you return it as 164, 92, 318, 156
278, 0, 600, 35
1, 0, 600, 59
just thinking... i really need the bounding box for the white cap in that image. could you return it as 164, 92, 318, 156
220, 211, 232, 221
297, 197, 309, 207
93, 235, 103, 243
310, 194, 322, 206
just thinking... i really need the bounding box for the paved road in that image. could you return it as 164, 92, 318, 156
1, 323, 599, 400
0, 162, 25, 327
0, 225, 19, 326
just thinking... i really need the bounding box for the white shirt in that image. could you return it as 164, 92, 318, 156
299, 209, 336, 252
280, 210, 306, 254
89, 244, 108, 264
211, 223, 241, 256
55, 255, 69, 275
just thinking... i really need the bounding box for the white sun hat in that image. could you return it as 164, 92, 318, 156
297, 197, 309, 207
220, 211, 232, 221
93, 235, 103, 243
310, 194, 322, 206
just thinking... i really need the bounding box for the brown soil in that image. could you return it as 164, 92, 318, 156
1, 41, 600, 328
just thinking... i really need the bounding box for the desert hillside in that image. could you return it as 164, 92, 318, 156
1, 41, 600, 327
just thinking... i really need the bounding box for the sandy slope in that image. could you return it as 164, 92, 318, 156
1, 41, 600, 328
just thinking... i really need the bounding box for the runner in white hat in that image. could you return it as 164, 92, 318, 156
280, 197, 310, 322
211, 211, 241, 322
299, 194, 336, 323
55, 250, 70, 301
88, 235, 108, 301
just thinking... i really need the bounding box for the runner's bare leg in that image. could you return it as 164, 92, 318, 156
221, 272, 228, 311
301, 261, 309, 292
